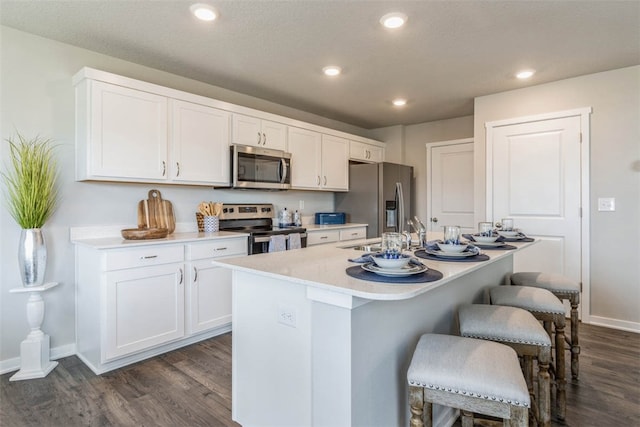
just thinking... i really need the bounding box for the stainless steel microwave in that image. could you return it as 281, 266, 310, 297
230, 144, 292, 190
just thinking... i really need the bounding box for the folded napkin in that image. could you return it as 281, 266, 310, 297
288, 233, 301, 250
268, 235, 287, 252
348, 253, 425, 267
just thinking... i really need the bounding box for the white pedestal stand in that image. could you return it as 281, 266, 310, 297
9, 282, 59, 381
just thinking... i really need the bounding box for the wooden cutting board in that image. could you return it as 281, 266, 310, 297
137, 189, 175, 234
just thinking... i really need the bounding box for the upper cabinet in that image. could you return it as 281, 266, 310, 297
288, 128, 349, 191
232, 114, 287, 150
350, 140, 384, 163
73, 67, 384, 189
77, 80, 169, 181
170, 100, 230, 185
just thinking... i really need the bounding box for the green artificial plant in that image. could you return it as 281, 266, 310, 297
1, 132, 59, 229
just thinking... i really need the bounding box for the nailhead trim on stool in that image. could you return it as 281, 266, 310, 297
407, 334, 529, 427
489, 285, 567, 422
458, 304, 552, 427
511, 272, 581, 380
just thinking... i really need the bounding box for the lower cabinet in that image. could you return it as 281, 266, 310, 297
75, 236, 247, 374
307, 226, 367, 246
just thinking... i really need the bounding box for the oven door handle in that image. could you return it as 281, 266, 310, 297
254, 232, 307, 243
279, 158, 288, 184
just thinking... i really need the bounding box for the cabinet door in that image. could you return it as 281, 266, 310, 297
186, 259, 233, 334
321, 135, 349, 191
104, 263, 184, 361
350, 141, 385, 163
288, 127, 322, 189
367, 145, 384, 163
232, 114, 263, 147
89, 81, 168, 180
171, 100, 230, 185
261, 120, 287, 150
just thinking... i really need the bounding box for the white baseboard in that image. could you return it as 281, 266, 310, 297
0, 343, 76, 375
588, 316, 640, 333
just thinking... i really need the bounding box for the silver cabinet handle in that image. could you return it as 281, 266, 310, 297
323, 176, 327, 185
176, 162, 180, 177
140, 255, 158, 260
257, 132, 261, 144
178, 268, 183, 285
215, 247, 228, 251
320, 236, 328, 239
262, 132, 266, 145
317, 176, 321, 185
193, 266, 198, 283
162, 161, 166, 176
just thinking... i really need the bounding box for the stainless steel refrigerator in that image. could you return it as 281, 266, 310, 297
335, 162, 413, 239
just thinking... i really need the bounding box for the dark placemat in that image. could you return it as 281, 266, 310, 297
345, 265, 443, 284
414, 249, 490, 262
469, 243, 517, 250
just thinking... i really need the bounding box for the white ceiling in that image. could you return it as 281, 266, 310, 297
1, 0, 639, 129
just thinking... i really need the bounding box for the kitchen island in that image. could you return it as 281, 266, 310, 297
213, 235, 535, 427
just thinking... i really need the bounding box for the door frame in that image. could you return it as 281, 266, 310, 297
485, 107, 592, 322
426, 138, 474, 231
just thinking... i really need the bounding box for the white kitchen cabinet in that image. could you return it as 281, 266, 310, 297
288, 128, 349, 191
185, 238, 247, 334
321, 134, 349, 191
76, 80, 169, 181
170, 100, 231, 186
350, 140, 384, 163
75, 235, 246, 374
232, 113, 287, 150
105, 262, 185, 360
306, 225, 368, 246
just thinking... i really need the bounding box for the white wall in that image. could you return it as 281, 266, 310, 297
473, 66, 640, 329
372, 116, 474, 223
0, 27, 367, 365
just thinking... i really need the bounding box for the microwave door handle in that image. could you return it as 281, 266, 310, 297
279, 158, 288, 184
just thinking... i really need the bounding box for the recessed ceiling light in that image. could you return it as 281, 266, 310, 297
380, 12, 408, 29
516, 69, 535, 79
392, 98, 407, 107
190, 3, 217, 21
322, 66, 342, 77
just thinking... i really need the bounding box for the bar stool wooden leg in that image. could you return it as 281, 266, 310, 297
555, 320, 566, 420
409, 385, 425, 427
569, 295, 580, 380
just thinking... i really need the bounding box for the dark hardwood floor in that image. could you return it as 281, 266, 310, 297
1, 324, 638, 426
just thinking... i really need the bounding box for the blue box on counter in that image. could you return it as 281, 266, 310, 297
315, 212, 346, 225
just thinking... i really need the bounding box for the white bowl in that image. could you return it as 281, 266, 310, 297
437, 242, 468, 253
498, 230, 519, 237
473, 235, 499, 243
372, 253, 411, 269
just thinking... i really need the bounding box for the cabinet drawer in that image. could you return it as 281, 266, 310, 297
340, 227, 367, 241
307, 230, 340, 246
187, 238, 247, 260
105, 245, 184, 271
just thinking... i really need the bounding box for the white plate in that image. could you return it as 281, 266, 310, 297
497, 230, 520, 238
425, 248, 479, 258
362, 262, 428, 277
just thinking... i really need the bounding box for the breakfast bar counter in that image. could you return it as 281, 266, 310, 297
213, 235, 536, 427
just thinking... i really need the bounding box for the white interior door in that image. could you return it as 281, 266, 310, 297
427, 139, 475, 232
486, 110, 590, 315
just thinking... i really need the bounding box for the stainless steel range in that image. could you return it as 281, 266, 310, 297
218, 204, 307, 255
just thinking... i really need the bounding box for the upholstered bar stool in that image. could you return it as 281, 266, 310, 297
489, 286, 566, 421
407, 334, 529, 427
511, 272, 580, 380
458, 304, 552, 427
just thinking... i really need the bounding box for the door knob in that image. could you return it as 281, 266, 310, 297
430, 217, 438, 223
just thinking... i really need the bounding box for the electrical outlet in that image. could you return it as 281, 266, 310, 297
299, 200, 305, 210
597, 197, 615, 212
278, 305, 297, 328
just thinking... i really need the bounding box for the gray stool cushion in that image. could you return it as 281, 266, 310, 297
459, 304, 551, 347
408, 334, 530, 408
490, 285, 565, 314
511, 272, 579, 294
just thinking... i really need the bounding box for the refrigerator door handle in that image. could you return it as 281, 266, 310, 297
396, 182, 405, 233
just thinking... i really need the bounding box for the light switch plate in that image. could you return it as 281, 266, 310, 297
597, 197, 615, 211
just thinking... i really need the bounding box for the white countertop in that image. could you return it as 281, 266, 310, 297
304, 223, 367, 231
213, 233, 536, 301
72, 230, 249, 250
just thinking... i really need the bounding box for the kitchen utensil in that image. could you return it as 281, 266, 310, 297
136, 190, 176, 234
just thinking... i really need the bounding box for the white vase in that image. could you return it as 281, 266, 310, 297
18, 228, 47, 287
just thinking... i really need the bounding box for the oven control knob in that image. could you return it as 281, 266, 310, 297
223, 208, 228, 213
229, 208, 234, 213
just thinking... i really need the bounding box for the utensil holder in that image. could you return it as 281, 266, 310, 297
203, 215, 219, 233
